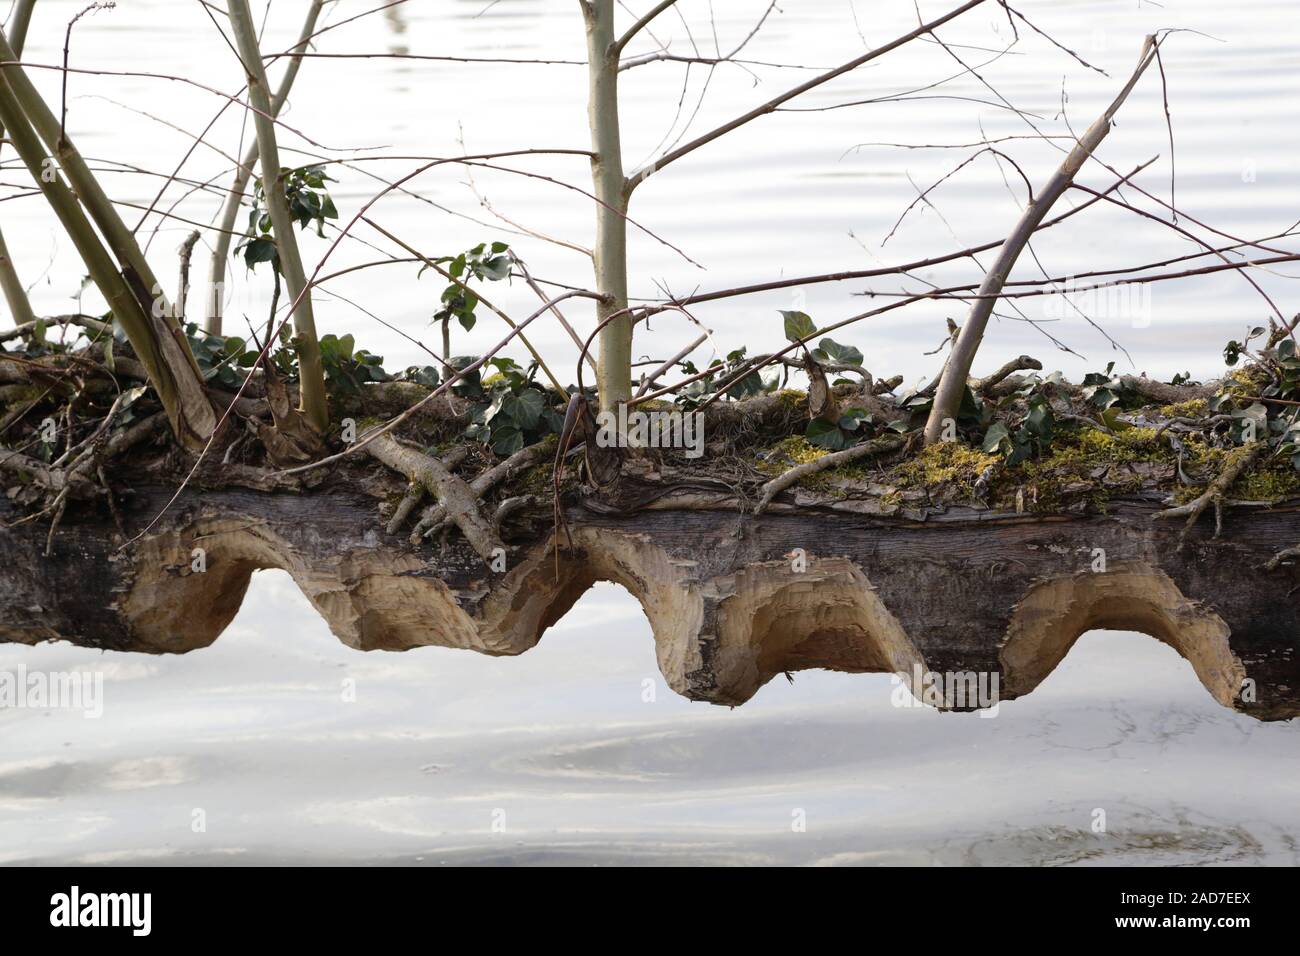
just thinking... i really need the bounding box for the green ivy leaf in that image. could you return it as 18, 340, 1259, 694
490, 423, 525, 456
404, 365, 440, 387
812, 337, 864, 368
479, 256, 511, 281
805, 418, 852, 450
725, 370, 764, 399
780, 310, 816, 343
502, 389, 544, 429
240, 236, 278, 271
982, 421, 1011, 454
838, 407, 871, 431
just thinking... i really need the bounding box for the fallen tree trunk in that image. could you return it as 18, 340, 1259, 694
2, 478, 1297, 721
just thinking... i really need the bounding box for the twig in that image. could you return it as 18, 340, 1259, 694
0, 314, 111, 344
412, 439, 553, 543
492, 494, 537, 533
972, 354, 1042, 393
361, 217, 569, 399
1153, 441, 1264, 547
1264, 545, 1300, 572
613, 0, 679, 55
636, 331, 709, 396
385, 445, 468, 534
367, 432, 502, 560
1154, 414, 1236, 438
202, 0, 327, 334
924, 35, 1159, 443
176, 229, 201, 325
754, 434, 905, 514
635, 157, 1158, 316
510, 252, 597, 369
1239, 395, 1300, 408
60, 4, 116, 149
629, 0, 989, 187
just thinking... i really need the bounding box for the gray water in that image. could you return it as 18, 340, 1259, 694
1, 0, 1298, 865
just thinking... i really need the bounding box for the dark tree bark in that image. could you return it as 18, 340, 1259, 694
3, 479, 1298, 721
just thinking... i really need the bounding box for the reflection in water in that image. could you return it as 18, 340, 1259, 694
382, 0, 408, 58
383, 5, 408, 36
0, 573, 1296, 865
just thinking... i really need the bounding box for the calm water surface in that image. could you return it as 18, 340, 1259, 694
1, 0, 1298, 865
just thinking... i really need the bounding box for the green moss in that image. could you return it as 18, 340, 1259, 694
1077, 426, 1165, 460
514, 436, 562, 495
1235, 465, 1300, 501
755, 435, 854, 492
891, 442, 1000, 489
745, 403, 1300, 514
0, 384, 45, 404
759, 436, 827, 471
1194, 442, 1300, 501
1000, 427, 1171, 509
1156, 439, 1300, 503
1224, 366, 1269, 400
1159, 398, 1209, 418
520, 461, 554, 495
1013, 427, 1169, 477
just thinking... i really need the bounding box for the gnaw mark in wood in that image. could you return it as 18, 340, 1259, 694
3, 492, 1295, 720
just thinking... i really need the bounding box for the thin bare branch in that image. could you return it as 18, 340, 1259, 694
628, 0, 990, 188
613, 0, 680, 56
924, 35, 1159, 443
